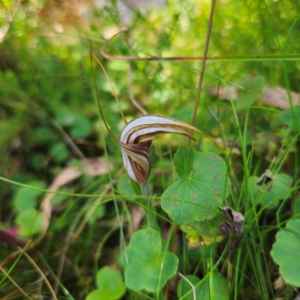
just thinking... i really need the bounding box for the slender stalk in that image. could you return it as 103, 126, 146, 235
21, 250, 58, 300
189, 0, 216, 145
141, 181, 157, 228
0, 267, 34, 300
141, 181, 150, 197
101, 31, 300, 62
178, 272, 196, 300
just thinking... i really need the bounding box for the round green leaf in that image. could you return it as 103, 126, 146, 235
161, 148, 231, 225
271, 219, 300, 287
15, 208, 43, 237
54, 107, 92, 138
86, 266, 126, 300
49, 142, 69, 163
54, 107, 75, 126
123, 228, 178, 293
13, 181, 45, 212
70, 114, 92, 138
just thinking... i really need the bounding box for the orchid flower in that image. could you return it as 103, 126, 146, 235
90, 49, 222, 186
120, 115, 201, 184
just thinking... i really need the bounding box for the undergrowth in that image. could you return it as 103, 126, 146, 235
0, 0, 300, 299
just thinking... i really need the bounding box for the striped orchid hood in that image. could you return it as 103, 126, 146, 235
120, 115, 200, 184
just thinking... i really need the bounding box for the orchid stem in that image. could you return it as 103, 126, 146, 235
141, 182, 150, 197
141, 181, 157, 228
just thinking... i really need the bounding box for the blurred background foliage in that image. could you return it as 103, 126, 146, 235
0, 0, 300, 298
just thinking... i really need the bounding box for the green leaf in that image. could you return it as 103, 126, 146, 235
293, 196, 300, 219
181, 217, 224, 247
86, 267, 126, 300
178, 275, 199, 299
29, 153, 45, 170
280, 106, 300, 130
177, 272, 229, 300
174, 147, 194, 179
271, 219, 300, 287
53, 107, 92, 138
32, 126, 56, 146
54, 106, 75, 127
49, 142, 69, 163
248, 174, 292, 209
15, 208, 43, 237
162, 149, 230, 225
123, 228, 178, 293
13, 181, 46, 212
117, 174, 136, 197
70, 114, 92, 138
161, 149, 230, 245
170, 108, 193, 124
237, 76, 265, 108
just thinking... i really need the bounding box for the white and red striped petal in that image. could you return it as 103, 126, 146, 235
120, 115, 197, 184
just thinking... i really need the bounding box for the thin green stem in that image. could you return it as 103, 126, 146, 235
141, 182, 151, 198
141, 182, 157, 229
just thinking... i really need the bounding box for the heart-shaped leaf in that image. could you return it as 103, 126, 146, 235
123, 228, 178, 293
15, 208, 43, 237
162, 148, 230, 224
86, 266, 126, 300
271, 219, 300, 287
161, 148, 231, 245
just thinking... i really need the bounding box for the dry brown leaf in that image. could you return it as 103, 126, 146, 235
273, 275, 284, 290
40, 157, 111, 237
131, 206, 145, 232
208, 84, 300, 110
261, 87, 300, 109
208, 86, 238, 101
